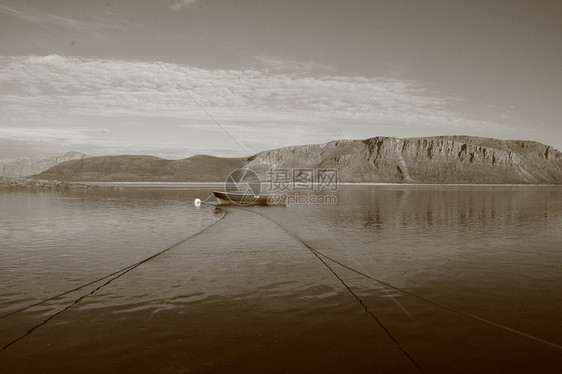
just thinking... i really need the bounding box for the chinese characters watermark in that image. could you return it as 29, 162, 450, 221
266, 168, 338, 193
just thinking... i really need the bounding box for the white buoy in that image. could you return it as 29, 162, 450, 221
194, 198, 201, 207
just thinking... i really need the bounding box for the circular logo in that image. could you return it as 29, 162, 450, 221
224, 168, 261, 205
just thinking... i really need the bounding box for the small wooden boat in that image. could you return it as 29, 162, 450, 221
213, 191, 286, 205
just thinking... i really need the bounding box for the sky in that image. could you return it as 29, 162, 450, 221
0, 0, 560, 161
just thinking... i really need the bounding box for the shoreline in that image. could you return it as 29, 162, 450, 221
2, 177, 560, 190
0, 177, 114, 190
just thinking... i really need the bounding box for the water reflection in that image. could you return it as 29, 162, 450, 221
0, 185, 561, 373
335, 186, 557, 230
0, 188, 220, 313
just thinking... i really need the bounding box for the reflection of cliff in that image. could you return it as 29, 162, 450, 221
245, 136, 562, 184
354, 188, 553, 229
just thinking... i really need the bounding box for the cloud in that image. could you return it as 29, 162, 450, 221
0, 127, 87, 141
170, 0, 198, 11
0, 54, 509, 160
246, 53, 336, 75
0, 3, 138, 35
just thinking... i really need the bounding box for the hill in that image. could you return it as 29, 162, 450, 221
31, 136, 562, 184
33, 154, 247, 182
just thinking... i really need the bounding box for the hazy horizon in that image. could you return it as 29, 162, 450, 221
1, 0, 561, 162
1, 134, 561, 164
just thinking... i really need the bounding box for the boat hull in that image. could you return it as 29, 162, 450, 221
213, 191, 285, 205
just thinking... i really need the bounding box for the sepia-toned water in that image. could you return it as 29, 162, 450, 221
0, 185, 561, 373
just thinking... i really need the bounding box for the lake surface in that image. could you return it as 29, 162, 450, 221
0, 185, 561, 373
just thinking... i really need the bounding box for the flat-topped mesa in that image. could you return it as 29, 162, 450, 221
244, 136, 562, 184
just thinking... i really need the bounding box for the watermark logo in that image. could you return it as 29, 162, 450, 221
221, 167, 339, 206
223, 168, 261, 205
266, 168, 338, 192
265, 168, 338, 205
266, 192, 337, 205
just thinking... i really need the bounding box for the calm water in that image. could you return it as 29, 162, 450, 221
0, 186, 561, 373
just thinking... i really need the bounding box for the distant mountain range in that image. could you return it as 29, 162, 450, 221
33, 154, 247, 182
30, 136, 562, 184
0, 151, 87, 177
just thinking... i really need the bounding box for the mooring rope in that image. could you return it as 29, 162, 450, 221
201, 193, 214, 203
231, 206, 424, 372
0, 205, 227, 351
0, 264, 137, 321
311, 246, 562, 351
320, 227, 414, 320
238, 207, 562, 352
307, 232, 424, 373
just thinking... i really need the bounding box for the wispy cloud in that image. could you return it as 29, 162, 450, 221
0, 127, 87, 141
247, 53, 336, 74
0, 54, 508, 160
170, 0, 199, 12
0, 3, 138, 34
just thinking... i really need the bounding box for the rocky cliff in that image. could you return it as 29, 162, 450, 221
244, 136, 562, 184
0, 151, 87, 177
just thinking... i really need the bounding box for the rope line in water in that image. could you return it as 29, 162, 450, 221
0, 206, 227, 351
312, 247, 562, 351
0, 264, 137, 321
0, 207, 223, 321
233, 207, 424, 372
239, 207, 562, 352
2, 266, 132, 351
307, 235, 424, 373
321, 227, 414, 320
